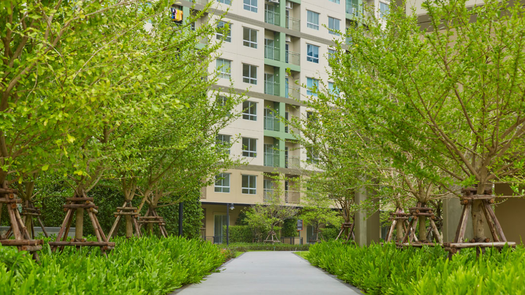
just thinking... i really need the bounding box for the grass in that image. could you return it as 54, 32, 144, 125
294, 251, 309, 260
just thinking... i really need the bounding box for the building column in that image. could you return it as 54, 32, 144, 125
354, 184, 380, 246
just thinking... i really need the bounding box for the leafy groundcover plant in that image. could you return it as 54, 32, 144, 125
307, 241, 525, 295
0, 236, 226, 295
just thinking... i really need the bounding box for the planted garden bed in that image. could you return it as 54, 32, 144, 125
227, 242, 310, 252
307, 241, 524, 294
0, 236, 226, 294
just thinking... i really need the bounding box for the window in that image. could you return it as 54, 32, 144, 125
328, 49, 337, 60
329, 0, 340, 3
243, 101, 257, 121
216, 95, 231, 116
244, 0, 257, 12
379, 2, 389, 18
243, 27, 257, 48
216, 134, 231, 154
216, 21, 231, 42
307, 44, 319, 63
243, 64, 257, 85
328, 17, 340, 35
328, 82, 339, 96
242, 175, 257, 194
215, 173, 231, 193
218, 0, 231, 4
216, 59, 231, 79
307, 147, 320, 164
307, 11, 319, 30
242, 137, 257, 157
307, 78, 319, 97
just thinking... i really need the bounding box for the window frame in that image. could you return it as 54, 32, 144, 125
307, 77, 319, 97
379, 2, 389, 18
243, 27, 258, 48
216, 21, 231, 42
218, 0, 232, 4
328, 16, 340, 36
306, 10, 320, 30
216, 134, 231, 154
215, 173, 231, 193
242, 137, 257, 158
242, 175, 257, 194
216, 58, 231, 79
243, 63, 257, 85
329, 0, 341, 3
243, 0, 258, 12
306, 44, 319, 63
242, 101, 257, 121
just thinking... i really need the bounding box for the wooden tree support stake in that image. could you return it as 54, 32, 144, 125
108, 201, 141, 240
400, 203, 443, 245
48, 194, 114, 254
137, 206, 168, 238
0, 190, 43, 257
335, 221, 355, 242
446, 188, 514, 257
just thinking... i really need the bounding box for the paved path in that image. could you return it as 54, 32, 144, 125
175, 251, 362, 295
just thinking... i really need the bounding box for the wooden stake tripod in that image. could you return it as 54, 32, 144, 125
385, 208, 410, 243
20, 201, 48, 238
138, 206, 168, 237
0, 189, 43, 253
335, 222, 355, 241
401, 203, 442, 246
107, 201, 141, 240
48, 195, 115, 253
444, 188, 516, 256
264, 230, 280, 243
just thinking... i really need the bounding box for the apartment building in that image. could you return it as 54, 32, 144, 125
175, 0, 388, 244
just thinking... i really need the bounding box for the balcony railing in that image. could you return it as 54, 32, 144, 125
285, 50, 300, 66
264, 80, 280, 96
286, 17, 300, 31
192, 0, 208, 5
285, 191, 300, 204
264, 153, 280, 167
265, 10, 280, 26
285, 156, 300, 169
264, 114, 280, 131
264, 189, 275, 202
346, 1, 359, 16
286, 84, 300, 99
265, 45, 280, 61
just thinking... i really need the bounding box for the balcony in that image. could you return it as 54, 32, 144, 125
285, 156, 300, 169
346, 1, 359, 17
265, 10, 280, 26
265, 45, 280, 61
285, 50, 300, 66
286, 16, 300, 31
286, 84, 300, 99
264, 189, 275, 202
285, 191, 300, 204
264, 80, 280, 96
192, 0, 208, 5
264, 113, 280, 131
264, 152, 280, 167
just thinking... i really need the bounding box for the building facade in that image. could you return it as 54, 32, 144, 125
176, 0, 387, 244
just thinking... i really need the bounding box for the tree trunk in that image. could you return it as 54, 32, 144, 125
471, 200, 485, 241
125, 215, 133, 238
75, 208, 84, 239
418, 215, 427, 241
396, 220, 405, 243
25, 216, 33, 239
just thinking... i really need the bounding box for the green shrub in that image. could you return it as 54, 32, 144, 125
0, 236, 225, 294
225, 225, 255, 243
228, 242, 309, 252
307, 241, 525, 295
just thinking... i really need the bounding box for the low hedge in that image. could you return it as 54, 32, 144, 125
228, 242, 309, 252
307, 241, 525, 295
0, 236, 226, 294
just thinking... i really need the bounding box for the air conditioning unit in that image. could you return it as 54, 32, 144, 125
286, 2, 293, 9
285, 36, 291, 42
268, 0, 279, 3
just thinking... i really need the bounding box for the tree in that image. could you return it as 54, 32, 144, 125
245, 187, 298, 243
329, 0, 525, 242
299, 190, 342, 243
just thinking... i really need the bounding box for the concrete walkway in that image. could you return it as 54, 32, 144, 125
175, 251, 362, 295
